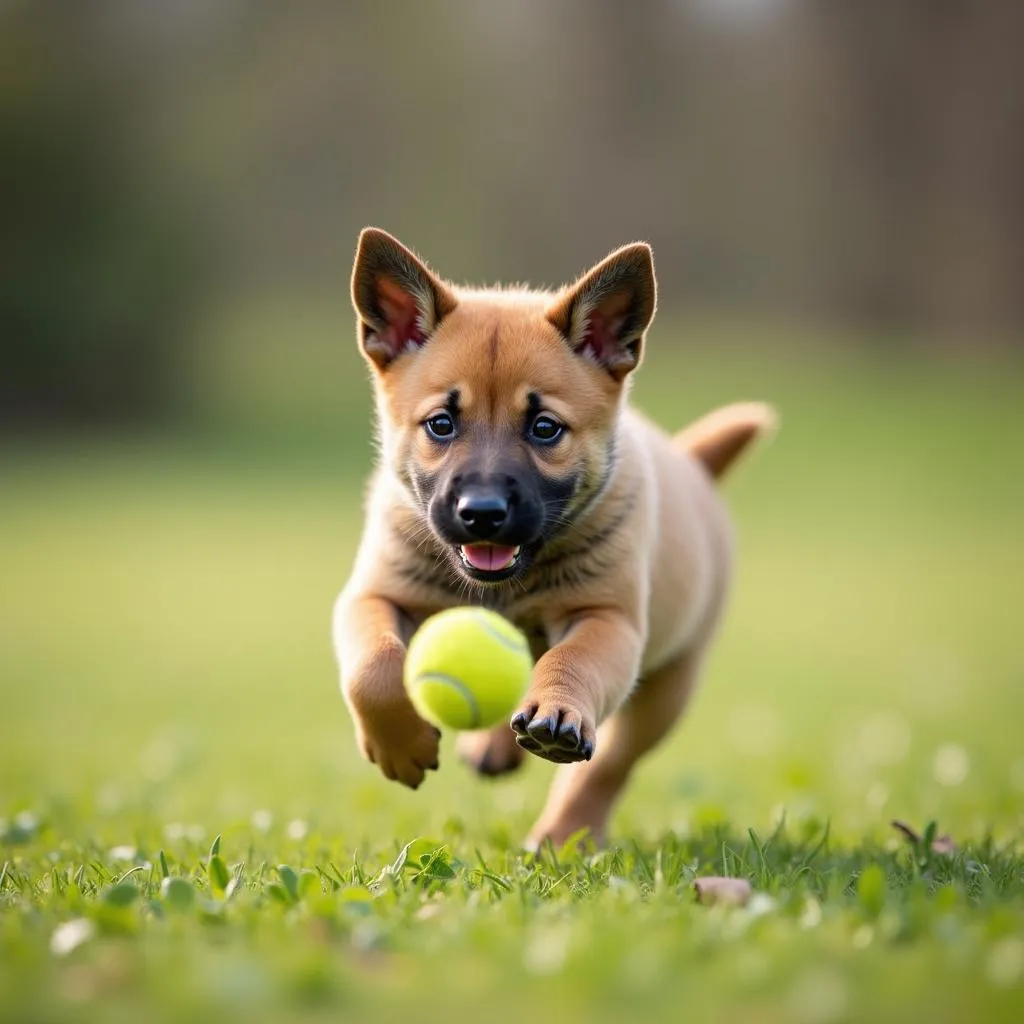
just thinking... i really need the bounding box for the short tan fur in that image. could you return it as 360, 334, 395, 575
332, 228, 777, 848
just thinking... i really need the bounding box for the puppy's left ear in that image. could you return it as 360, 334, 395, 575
545, 242, 657, 382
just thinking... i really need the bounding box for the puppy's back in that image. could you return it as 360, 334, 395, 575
626, 403, 774, 671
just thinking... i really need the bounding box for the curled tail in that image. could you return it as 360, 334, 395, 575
673, 401, 778, 481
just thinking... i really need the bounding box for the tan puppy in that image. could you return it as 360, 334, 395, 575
332, 228, 776, 849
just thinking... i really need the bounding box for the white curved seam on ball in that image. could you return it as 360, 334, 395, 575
412, 672, 481, 729
474, 618, 530, 656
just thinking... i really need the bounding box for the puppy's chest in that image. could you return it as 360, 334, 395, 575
397, 582, 552, 657
387, 554, 558, 658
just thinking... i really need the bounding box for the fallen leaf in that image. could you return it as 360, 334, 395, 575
692, 877, 753, 906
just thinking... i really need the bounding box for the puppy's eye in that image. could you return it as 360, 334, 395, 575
424, 413, 456, 441
529, 415, 564, 445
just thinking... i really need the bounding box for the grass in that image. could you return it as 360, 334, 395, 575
2, 316, 1023, 1023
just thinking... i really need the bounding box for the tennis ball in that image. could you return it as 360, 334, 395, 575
404, 607, 532, 731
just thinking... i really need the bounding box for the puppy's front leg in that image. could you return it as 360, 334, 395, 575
333, 592, 440, 789
511, 610, 642, 764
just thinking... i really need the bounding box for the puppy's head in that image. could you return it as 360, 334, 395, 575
351, 228, 656, 585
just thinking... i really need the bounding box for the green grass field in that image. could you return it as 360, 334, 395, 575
2, 317, 1023, 1023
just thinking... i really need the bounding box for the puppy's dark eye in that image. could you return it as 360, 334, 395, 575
424, 413, 456, 441
529, 415, 564, 445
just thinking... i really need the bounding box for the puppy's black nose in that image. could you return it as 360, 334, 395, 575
456, 492, 509, 538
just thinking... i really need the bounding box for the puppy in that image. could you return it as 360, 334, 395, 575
332, 228, 776, 849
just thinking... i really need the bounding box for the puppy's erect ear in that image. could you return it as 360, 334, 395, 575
545, 243, 657, 382
351, 228, 457, 370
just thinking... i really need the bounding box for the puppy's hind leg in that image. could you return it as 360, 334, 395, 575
457, 725, 525, 778
524, 650, 705, 850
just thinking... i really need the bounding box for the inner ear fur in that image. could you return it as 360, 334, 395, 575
545, 242, 657, 382
350, 227, 457, 369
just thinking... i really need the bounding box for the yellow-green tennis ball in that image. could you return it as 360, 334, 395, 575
404, 607, 532, 731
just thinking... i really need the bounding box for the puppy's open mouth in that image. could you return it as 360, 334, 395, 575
458, 543, 522, 579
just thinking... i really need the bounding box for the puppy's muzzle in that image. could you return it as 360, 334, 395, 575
453, 486, 521, 575
430, 472, 541, 581
456, 490, 510, 539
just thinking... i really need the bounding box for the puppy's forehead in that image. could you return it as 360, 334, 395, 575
397, 299, 610, 413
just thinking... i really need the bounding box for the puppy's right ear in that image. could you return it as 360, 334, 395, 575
350, 228, 457, 370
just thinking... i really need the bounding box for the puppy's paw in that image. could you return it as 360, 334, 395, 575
457, 726, 525, 777
511, 701, 595, 764
355, 707, 441, 790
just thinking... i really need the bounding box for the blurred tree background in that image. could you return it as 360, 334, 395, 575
2, 0, 1022, 432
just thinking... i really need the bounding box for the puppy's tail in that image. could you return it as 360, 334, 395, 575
673, 401, 779, 481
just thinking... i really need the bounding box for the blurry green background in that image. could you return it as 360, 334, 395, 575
2, 0, 1023, 846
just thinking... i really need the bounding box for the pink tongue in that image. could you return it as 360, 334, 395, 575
461, 544, 517, 572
